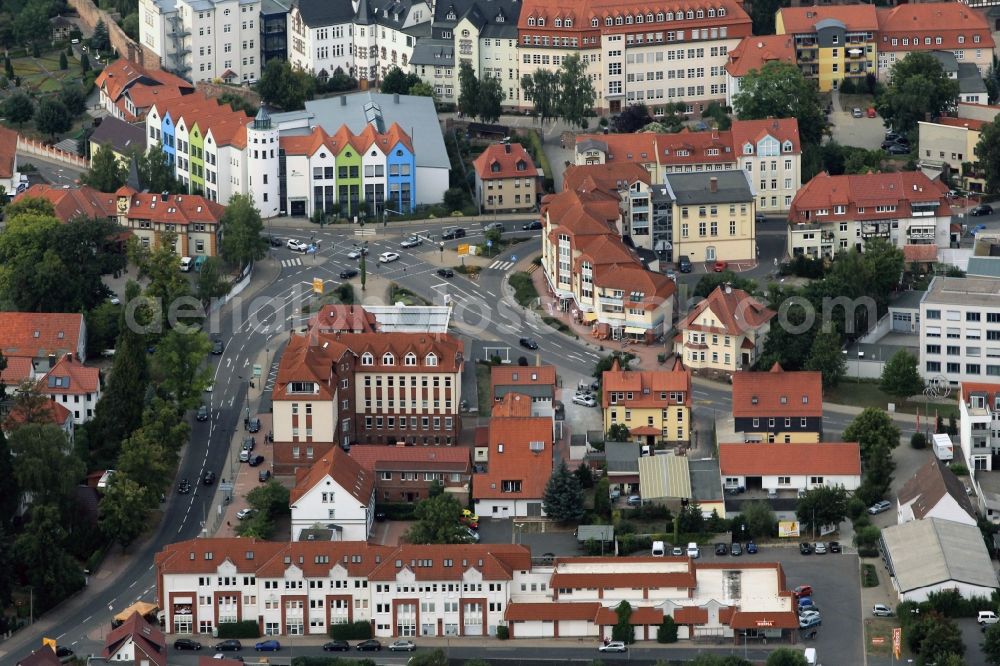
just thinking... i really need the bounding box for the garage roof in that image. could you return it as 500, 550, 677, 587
639, 452, 692, 500
881, 517, 999, 594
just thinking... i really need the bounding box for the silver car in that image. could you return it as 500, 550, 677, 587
389, 640, 416, 652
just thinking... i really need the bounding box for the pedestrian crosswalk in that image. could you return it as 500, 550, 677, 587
488, 260, 515, 271
281, 257, 303, 267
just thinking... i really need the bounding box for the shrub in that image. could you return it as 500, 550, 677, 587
910, 432, 927, 449
861, 564, 879, 587
217, 620, 261, 638
328, 620, 373, 640
847, 496, 867, 521
949, 462, 969, 476
617, 534, 653, 555
496, 625, 509, 640
657, 616, 678, 643
375, 503, 415, 520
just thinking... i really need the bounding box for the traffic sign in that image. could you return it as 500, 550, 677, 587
312, 278, 324, 294
487, 239, 493, 247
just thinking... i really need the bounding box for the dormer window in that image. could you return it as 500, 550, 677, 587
361, 352, 374, 366
615, 15, 623, 25
666, 12, 674, 20
656, 12, 664, 20
425, 353, 438, 366
491, 162, 501, 173
446, 10, 456, 19
605, 16, 612, 25
636, 14, 643, 23
782, 140, 793, 152
405, 352, 417, 366
625, 14, 633, 24
496, 12, 504, 22
565, 18, 572, 26
591, 18, 598, 27
708, 8, 715, 17
743, 143, 754, 155
696, 9, 704, 18
382, 352, 395, 365
686, 10, 693, 19
516, 160, 526, 171
719, 7, 726, 15
646, 12, 653, 22
527, 16, 535, 25
554, 18, 562, 27
780, 396, 788, 404
537, 17, 544, 25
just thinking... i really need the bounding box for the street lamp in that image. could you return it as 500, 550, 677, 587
383, 207, 404, 227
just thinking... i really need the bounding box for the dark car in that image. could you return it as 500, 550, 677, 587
522, 220, 543, 231
56, 646, 76, 662
441, 227, 466, 240
829, 541, 841, 553
242, 437, 255, 452
174, 638, 202, 651
323, 640, 351, 651
971, 204, 994, 217
715, 543, 728, 556
258, 468, 271, 482
880, 140, 898, 150
268, 236, 283, 247
177, 479, 191, 494
885, 131, 900, 142
519, 337, 539, 350
730, 542, 743, 556
746, 541, 758, 554
211, 338, 224, 355
437, 268, 455, 278
340, 268, 359, 279
255, 640, 281, 652
356, 639, 382, 651
248, 454, 265, 467
799, 542, 813, 555
202, 471, 216, 485
894, 136, 910, 146
678, 255, 693, 273
196, 404, 209, 421
886, 143, 910, 155
215, 639, 242, 651
248, 418, 261, 433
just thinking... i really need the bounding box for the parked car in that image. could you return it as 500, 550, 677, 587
793, 585, 813, 599
798, 597, 817, 612
174, 639, 203, 651
356, 640, 382, 651
484, 222, 505, 233
248, 418, 261, 433
202, 471, 216, 485
886, 143, 910, 155
798, 610, 821, 621
755, 213, 767, 224
522, 220, 543, 230
873, 604, 894, 617
323, 641, 351, 651
258, 469, 271, 482
197, 404, 209, 421
519, 337, 539, 350
971, 204, 995, 217
214, 640, 242, 652
379, 251, 400, 263
678, 255, 693, 273
441, 227, 466, 240
255, 640, 281, 652
671, 546, 684, 556
340, 268, 359, 279
799, 542, 813, 555
746, 541, 758, 554
463, 526, 480, 542
867, 107, 877, 118
715, 543, 729, 556
400, 236, 422, 248
829, 541, 841, 553
286, 239, 308, 252
177, 479, 191, 494
687, 542, 700, 558
813, 542, 827, 554
599, 641, 628, 653
211, 338, 224, 355
236, 508, 256, 520
437, 268, 455, 278
268, 236, 283, 247
852, 107, 863, 118
239, 449, 250, 462
347, 248, 368, 259
248, 454, 265, 467
799, 614, 822, 629
979, 611, 1000, 626
868, 500, 892, 515
242, 437, 255, 452
729, 542, 742, 556
389, 640, 417, 652
885, 131, 900, 142
55, 647, 76, 663
713, 260, 728, 273
626, 495, 642, 506
572, 394, 596, 407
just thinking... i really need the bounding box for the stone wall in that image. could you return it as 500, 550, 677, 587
67, 0, 160, 70
195, 82, 261, 107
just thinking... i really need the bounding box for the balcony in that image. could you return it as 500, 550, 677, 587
599, 294, 624, 307
972, 435, 990, 450
795, 37, 817, 47
821, 231, 835, 244
861, 223, 889, 237
797, 52, 815, 62
907, 229, 935, 241
799, 65, 819, 77
847, 50, 866, 60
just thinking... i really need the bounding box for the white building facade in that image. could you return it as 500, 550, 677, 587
919, 276, 1000, 385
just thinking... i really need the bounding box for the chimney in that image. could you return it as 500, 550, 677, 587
393, 93, 400, 104
709, 177, 718, 193
340, 96, 347, 106
535, 352, 541, 366
65, 352, 73, 362
504, 143, 511, 154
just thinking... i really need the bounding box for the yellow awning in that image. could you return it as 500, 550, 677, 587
624, 326, 647, 335
583, 312, 598, 322
114, 601, 158, 622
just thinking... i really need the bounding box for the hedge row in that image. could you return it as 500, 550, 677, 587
328, 620, 373, 640
376, 503, 416, 520
216, 620, 260, 639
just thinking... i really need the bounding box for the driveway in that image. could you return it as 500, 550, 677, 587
828, 93, 888, 150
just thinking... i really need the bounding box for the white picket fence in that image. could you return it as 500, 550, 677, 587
16, 135, 89, 169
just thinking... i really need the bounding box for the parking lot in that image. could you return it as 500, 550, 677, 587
477, 518, 581, 556
829, 95, 892, 150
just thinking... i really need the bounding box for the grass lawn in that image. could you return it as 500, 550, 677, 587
542, 315, 577, 339
476, 362, 492, 415
509, 272, 538, 307
387, 283, 430, 306
825, 379, 959, 419
864, 617, 907, 661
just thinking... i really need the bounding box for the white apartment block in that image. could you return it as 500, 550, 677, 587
960, 382, 1000, 473
919, 276, 1000, 385
140, 0, 261, 83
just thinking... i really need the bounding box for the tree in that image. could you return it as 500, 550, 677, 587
694, 271, 756, 299
35, 99, 71, 140
150, 329, 212, 410
543, 459, 585, 523
982, 622, 1000, 666
405, 493, 467, 544
122, 12, 140, 41
408, 81, 434, 98
593, 477, 611, 519
733, 61, 826, 147
80, 53, 90, 74
678, 502, 705, 533
880, 350, 925, 404
976, 116, 1000, 195
477, 74, 504, 124
255, 59, 315, 111
14, 504, 84, 610
593, 352, 635, 381
381, 67, 421, 95
911, 432, 927, 449
796, 486, 849, 535
614, 104, 653, 133
60, 85, 87, 117
557, 54, 596, 128
457, 62, 480, 119
703, 101, 732, 131
220, 193, 268, 267
805, 330, 846, 389
83, 145, 126, 192
917, 617, 964, 666
9, 423, 84, 510
611, 600, 635, 643
607, 423, 631, 442
116, 424, 175, 498
741, 500, 775, 539
657, 615, 678, 643
843, 407, 901, 464
522, 70, 561, 125
196, 257, 230, 304
137, 147, 184, 194
91, 19, 111, 52
1, 92, 33, 127
99, 473, 153, 550
217, 92, 259, 116
765, 649, 808, 666
247, 479, 291, 517
877, 52, 958, 137
574, 462, 594, 489
444, 187, 466, 212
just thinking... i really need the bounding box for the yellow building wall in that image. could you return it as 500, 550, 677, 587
604, 405, 690, 443
674, 204, 756, 263
744, 430, 820, 444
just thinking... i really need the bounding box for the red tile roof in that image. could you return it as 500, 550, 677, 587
731, 118, 801, 156
731, 363, 822, 418
102, 612, 166, 666
877, 4, 993, 51
280, 123, 413, 158
0, 313, 83, 361
936, 117, 988, 131
594, 606, 664, 625
16, 648, 62, 666
473, 143, 539, 180
593, 263, 676, 310
728, 611, 800, 630
962, 382, 1000, 406
563, 162, 651, 194
0, 125, 17, 179
309, 305, 379, 333
718, 442, 862, 476
289, 446, 374, 505
41, 354, 99, 395
5, 398, 72, 429
777, 5, 878, 33
125, 83, 186, 110
0, 356, 34, 385
726, 35, 796, 78
676, 285, 775, 336
505, 602, 602, 622
96, 59, 193, 103
346, 445, 470, 473
124, 192, 225, 227
14, 184, 116, 222
474, 415, 553, 500
366, 544, 531, 581
602, 360, 692, 408
903, 245, 938, 263
576, 130, 738, 167
519, 0, 751, 38
492, 392, 535, 417
788, 171, 949, 223
491, 364, 557, 392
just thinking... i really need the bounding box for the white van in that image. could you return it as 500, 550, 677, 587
803, 648, 817, 665
179, 256, 193, 272
686, 542, 700, 558
651, 540, 665, 557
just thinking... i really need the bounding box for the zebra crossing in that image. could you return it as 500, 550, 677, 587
487, 260, 515, 271
280, 257, 303, 267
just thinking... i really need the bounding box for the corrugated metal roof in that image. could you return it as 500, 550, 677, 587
639, 452, 692, 500
881, 517, 998, 594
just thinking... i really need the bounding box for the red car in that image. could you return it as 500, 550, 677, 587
867, 107, 877, 118
793, 585, 813, 599
460, 516, 479, 530
712, 260, 728, 272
